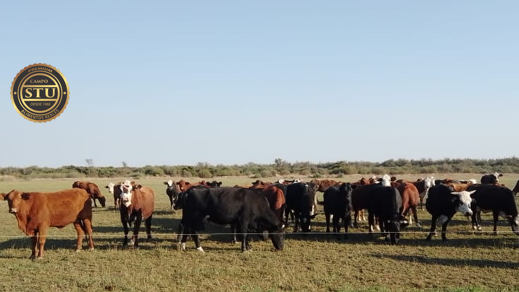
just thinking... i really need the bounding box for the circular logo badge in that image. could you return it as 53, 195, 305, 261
10, 64, 69, 123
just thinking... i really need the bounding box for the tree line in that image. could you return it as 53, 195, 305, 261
2, 157, 519, 180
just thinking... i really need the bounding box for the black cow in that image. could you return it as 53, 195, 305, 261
285, 182, 317, 233
163, 180, 180, 210
321, 183, 353, 239
176, 187, 284, 253
465, 184, 519, 235
480, 172, 502, 185
425, 185, 474, 241
366, 185, 404, 244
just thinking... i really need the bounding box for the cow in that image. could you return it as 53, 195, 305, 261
412, 176, 435, 210
425, 184, 475, 241
176, 187, 284, 253
106, 182, 123, 209
512, 180, 519, 196
176, 180, 203, 192
164, 180, 180, 210
321, 183, 353, 239
72, 181, 106, 208
0, 189, 94, 259
285, 182, 318, 233
119, 180, 155, 247
366, 183, 404, 244
480, 172, 503, 185
205, 181, 223, 188
310, 179, 341, 193
465, 184, 519, 235
251, 180, 271, 188
393, 181, 421, 228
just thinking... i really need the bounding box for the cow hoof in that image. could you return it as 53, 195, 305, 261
416, 223, 422, 229
75, 249, 81, 253
426, 235, 432, 241
196, 247, 205, 253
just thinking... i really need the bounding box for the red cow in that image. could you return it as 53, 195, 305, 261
0, 188, 94, 259
72, 181, 106, 208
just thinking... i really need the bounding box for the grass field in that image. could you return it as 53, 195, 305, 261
0, 174, 518, 292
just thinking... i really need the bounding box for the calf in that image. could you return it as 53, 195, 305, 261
322, 183, 353, 239
425, 184, 474, 241
465, 184, 519, 235
119, 181, 155, 247
163, 180, 180, 210
393, 181, 421, 228
1, 189, 94, 259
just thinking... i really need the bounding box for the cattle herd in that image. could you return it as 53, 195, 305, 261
1, 172, 519, 259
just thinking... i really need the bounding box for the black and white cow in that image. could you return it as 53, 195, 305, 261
285, 182, 318, 233
321, 183, 354, 239
176, 187, 284, 253
480, 172, 503, 185
164, 180, 180, 210
465, 184, 519, 235
425, 184, 475, 241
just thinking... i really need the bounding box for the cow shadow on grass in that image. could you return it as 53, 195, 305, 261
369, 253, 518, 269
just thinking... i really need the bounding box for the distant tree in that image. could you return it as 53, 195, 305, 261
85, 159, 93, 167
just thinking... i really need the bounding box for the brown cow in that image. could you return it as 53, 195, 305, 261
310, 179, 341, 193
176, 180, 203, 192
119, 180, 155, 247
392, 181, 421, 228
0, 188, 94, 259
72, 181, 106, 208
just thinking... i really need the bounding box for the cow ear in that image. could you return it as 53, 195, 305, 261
218, 182, 222, 186
22, 193, 31, 200
163, 182, 168, 185
0, 193, 5, 200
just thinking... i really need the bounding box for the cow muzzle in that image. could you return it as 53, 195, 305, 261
9, 208, 17, 213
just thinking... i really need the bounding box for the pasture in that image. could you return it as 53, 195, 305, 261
0, 174, 518, 292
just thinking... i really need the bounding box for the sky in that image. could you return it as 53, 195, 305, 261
1, 1, 518, 168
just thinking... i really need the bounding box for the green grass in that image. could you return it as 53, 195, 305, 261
0, 174, 518, 292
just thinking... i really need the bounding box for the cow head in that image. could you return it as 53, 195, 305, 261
105, 182, 115, 194
173, 191, 186, 210
268, 225, 285, 251
1, 190, 29, 214
451, 190, 475, 216
381, 174, 391, 187
119, 180, 134, 208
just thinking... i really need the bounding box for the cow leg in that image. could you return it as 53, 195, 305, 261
73, 220, 85, 252
492, 211, 499, 235
440, 218, 451, 241
411, 206, 420, 228
471, 210, 482, 231
132, 216, 142, 247
236, 222, 250, 252
230, 223, 237, 244
82, 219, 94, 250
192, 228, 204, 253
145, 216, 152, 241
343, 215, 351, 240
36, 227, 48, 259
368, 211, 375, 234
332, 214, 340, 236
353, 210, 359, 228
294, 216, 300, 233
325, 213, 331, 233
30, 235, 38, 259
426, 215, 438, 241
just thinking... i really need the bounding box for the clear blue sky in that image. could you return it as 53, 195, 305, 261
1, 1, 518, 167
